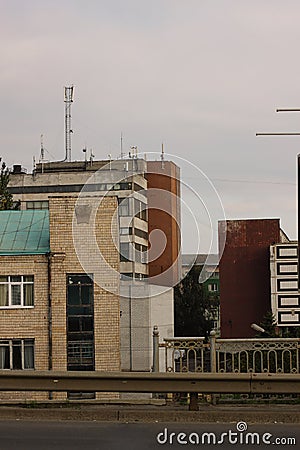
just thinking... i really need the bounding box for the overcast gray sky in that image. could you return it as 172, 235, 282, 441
1, 0, 300, 252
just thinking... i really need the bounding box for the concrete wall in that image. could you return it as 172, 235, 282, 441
120, 283, 174, 372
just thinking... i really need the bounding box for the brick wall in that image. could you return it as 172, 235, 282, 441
0, 255, 49, 400
49, 196, 120, 400
0, 195, 120, 401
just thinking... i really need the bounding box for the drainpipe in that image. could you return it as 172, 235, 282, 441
129, 284, 132, 371
47, 252, 53, 400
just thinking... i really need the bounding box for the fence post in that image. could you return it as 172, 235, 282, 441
210, 330, 217, 373
152, 325, 160, 373
209, 330, 217, 405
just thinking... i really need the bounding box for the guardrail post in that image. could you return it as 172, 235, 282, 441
152, 325, 160, 373
189, 392, 198, 411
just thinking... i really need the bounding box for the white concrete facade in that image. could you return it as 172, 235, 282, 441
270, 242, 300, 326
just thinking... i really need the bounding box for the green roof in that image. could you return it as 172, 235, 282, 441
0, 210, 50, 255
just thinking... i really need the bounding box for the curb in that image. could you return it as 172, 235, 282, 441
0, 406, 299, 424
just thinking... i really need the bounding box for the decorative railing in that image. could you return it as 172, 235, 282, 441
154, 328, 300, 374
162, 337, 208, 373
215, 338, 300, 374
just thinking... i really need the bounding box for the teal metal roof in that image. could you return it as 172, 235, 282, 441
0, 210, 50, 255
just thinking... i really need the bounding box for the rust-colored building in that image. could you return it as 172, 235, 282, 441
218, 219, 281, 338
147, 161, 181, 287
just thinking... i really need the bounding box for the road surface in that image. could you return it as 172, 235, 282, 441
0, 421, 298, 449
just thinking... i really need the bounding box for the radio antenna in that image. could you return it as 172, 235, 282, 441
64, 85, 74, 162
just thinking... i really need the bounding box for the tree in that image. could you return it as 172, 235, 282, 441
281, 326, 300, 338
0, 160, 19, 210
174, 265, 219, 339
257, 311, 277, 337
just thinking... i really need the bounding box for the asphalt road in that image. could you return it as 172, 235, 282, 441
0, 421, 298, 450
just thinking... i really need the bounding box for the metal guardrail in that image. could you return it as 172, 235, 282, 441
0, 370, 300, 394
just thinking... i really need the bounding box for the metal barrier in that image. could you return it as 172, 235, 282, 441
0, 370, 299, 395
155, 328, 300, 375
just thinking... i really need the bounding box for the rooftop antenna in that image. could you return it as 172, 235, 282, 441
40, 134, 45, 162
90, 149, 95, 166
120, 132, 125, 159
64, 85, 74, 162
161, 142, 165, 169
82, 147, 87, 163
32, 156, 36, 173
39, 134, 46, 173
130, 146, 137, 158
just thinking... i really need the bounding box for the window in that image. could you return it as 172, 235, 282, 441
67, 274, 94, 371
120, 273, 133, 280
277, 263, 298, 275
208, 283, 218, 292
134, 199, 147, 221
120, 243, 131, 262
134, 183, 144, 192
120, 227, 133, 236
118, 197, 131, 216
134, 273, 148, 281
0, 276, 34, 308
134, 228, 148, 240
119, 182, 132, 190
134, 243, 148, 264
120, 273, 147, 281
67, 341, 94, 367
0, 339, 34, 369
26, 201, 49, 210
107, 182, 132, 191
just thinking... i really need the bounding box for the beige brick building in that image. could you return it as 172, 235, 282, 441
9, 159, 175, 372
0, 195, 120, 401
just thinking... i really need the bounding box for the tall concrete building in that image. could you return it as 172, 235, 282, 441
8, 157, 180, 371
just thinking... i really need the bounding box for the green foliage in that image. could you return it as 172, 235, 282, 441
256, 311, 300, 339
0, 160, 19, 210
281, 326, 300, 338
258, 311, 278, 337
174, 265, 219, 338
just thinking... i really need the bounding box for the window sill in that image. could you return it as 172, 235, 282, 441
0, 306, 34, 310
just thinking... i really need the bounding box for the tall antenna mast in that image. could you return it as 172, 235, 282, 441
161, 142, 165, 169
120, 132, 124, 159
64, 85, 74, 162
40, 134, 45, 162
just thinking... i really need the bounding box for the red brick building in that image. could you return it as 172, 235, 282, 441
147, 161, 181, 287
218, 219, 281, 338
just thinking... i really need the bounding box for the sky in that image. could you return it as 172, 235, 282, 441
1, 0, 300, 253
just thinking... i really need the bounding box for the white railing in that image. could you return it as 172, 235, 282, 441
154, 327, 300, 374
